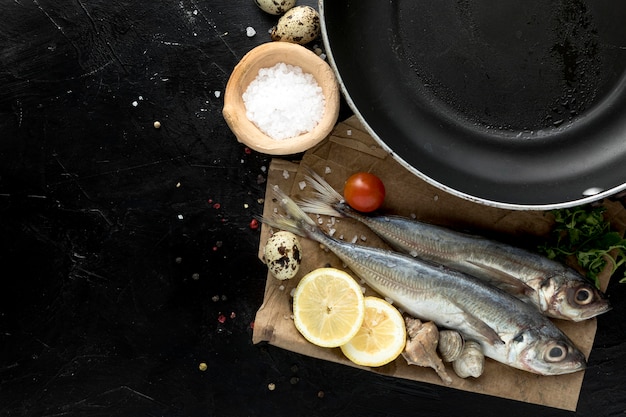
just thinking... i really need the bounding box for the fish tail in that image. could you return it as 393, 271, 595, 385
256, 185, 323, 241
298, 166, 346, 217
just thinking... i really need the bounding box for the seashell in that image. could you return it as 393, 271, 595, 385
402, 317, 453, 385
404, 316, 426, 339
452, 341, 485, 379
437, 330, 464, 362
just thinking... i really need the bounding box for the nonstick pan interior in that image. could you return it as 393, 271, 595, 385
320, 0, 626, 209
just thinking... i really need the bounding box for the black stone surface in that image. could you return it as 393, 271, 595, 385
1, 1, 625, 416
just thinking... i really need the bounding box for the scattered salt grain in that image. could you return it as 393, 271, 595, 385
298, 181, 306, 190
246, 26, 256, 37
214, 91, 221, 98
324, 166, 332, 174
346, 129, 352, 136
282, 170, 290, 179
242, 62, 325, 140
351, 235, 358, 244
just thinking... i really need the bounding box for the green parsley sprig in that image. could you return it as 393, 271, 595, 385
538, 205, 626, 288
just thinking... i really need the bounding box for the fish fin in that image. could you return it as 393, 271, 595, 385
272, 185, 318, 225
461, 313, 505, 346
465, 261, 535, 297
297, 166, 346, 217
298, 196, 343, 217
256, 185, 320, 238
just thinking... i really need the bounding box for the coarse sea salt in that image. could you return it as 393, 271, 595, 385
242, 62, 325, 140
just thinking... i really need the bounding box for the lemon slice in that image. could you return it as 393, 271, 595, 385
292, 268, 365, 348
340, 297, 407, 367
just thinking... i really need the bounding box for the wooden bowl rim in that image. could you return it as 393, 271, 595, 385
222, 42, 340, 155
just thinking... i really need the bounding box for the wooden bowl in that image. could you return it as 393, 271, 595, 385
222, 42, 340, 155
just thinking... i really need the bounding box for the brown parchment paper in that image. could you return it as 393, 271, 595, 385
252, 116, 623, 411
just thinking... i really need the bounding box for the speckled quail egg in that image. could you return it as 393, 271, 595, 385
254, 0, 296, 16
270, 5, 320, 45
263, 231, 302, 280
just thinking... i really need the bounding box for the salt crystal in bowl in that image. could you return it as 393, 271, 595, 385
222, 42, 340, 155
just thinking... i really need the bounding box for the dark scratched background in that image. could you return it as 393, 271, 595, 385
1, 1, 625, 416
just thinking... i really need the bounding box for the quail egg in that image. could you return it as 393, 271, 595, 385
254, 0, 296, 15
263, 231, 302, 280
270, 5, 320, 45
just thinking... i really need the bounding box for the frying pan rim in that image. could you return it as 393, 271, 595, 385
318, 0, 626, 210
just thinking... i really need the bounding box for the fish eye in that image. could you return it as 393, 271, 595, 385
545, 343, 567, 362
574, 288, 593, 305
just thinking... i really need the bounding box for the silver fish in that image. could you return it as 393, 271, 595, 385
298, 169, 611, 322
263, 185, 586, 376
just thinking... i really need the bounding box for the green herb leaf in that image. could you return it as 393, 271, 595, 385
538, 205, 626, 288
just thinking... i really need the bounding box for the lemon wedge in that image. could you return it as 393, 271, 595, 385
292, 268, 365, 348
340, 297, 407, 367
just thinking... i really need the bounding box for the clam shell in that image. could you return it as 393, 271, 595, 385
452, 341, 485, 379
437, 330, 464, 362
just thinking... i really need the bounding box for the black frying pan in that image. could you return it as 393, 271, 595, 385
320, 0, 626, 209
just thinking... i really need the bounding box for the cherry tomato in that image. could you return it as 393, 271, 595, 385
343, 172, 386, 213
